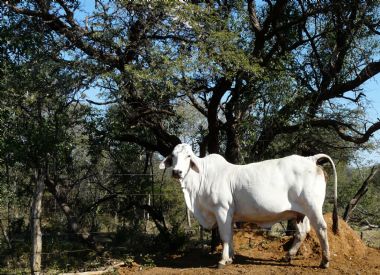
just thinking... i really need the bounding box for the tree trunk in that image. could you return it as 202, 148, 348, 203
2, 160, 12, 250
44, 177, 99, 251
207, 116, 220, 154
207, 77, 231, 155
30, 169, 45, 275
343, 166, 378, 222
0, 219, 11, 250
251, 127, 277, 161
225, 124, 241, 164
187, 208, 192, 227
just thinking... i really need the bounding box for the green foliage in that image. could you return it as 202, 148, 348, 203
1, 0, 380, 272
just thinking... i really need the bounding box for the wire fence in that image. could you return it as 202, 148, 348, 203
0, 229, 293, 259
1, 219, 379, 260
0, 171, 377, 268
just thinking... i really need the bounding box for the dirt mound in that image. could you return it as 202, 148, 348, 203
315, 213, 367, 257
118, 213, 380, 274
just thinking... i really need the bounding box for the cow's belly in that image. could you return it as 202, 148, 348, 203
232, 190, 304, 225
233, 210, 301, 227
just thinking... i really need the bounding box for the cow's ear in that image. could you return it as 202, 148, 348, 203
190, 155, 201, 173
159, 155, 172, 169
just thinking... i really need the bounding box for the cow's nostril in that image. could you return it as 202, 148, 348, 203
172, 170, 182, 178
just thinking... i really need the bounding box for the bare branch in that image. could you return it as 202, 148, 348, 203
86, 99, 118, 105
55, 0, 75, 21
333, 121, 380, 144
186, 92, 208, 117
253, 0, 288, 56
247, 0, 261, 33
328, 62, 380, 97
343, 166, 379, 222
282, 119, 380, 145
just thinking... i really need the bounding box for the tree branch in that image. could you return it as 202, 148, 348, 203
6, 2, 121, 69
86, 99, 118, 105
80, 194, 119, 218
247, 0, 261, 33
327, 62, 380, 98
186, 92, 208, 117
253, 0, 288, 56
334, 121, 380, 144
282, 119, 380, 145
343, 166, 379, 222
319, 1, 361, 93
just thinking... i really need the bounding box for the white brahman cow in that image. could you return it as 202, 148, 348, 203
159, 143, 338, 269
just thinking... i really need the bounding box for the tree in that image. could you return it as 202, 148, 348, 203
176, 0, 380, 162
3, 1, 380, 163
0, 10, 98, 271
2, 0, 380, 264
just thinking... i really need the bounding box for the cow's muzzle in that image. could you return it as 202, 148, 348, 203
172, 169, 183, 179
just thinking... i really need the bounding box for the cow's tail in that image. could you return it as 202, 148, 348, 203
312, 154, 339, 235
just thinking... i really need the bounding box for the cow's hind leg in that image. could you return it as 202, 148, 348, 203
308, 211, 330, 268
215, 208, 234, 268
284, 216, 310, 262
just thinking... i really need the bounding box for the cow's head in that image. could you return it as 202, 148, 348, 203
159, 143, 201, 179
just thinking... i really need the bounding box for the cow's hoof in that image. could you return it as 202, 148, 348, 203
282, 254, 292, 263
319, 261, 329, 269
218, 259, 232, 269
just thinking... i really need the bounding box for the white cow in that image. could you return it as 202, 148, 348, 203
159, 143, 338, 269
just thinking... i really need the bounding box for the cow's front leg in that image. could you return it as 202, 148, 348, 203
215, 207, 234, 269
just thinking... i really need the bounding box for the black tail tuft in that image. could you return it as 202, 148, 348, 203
332, 204, 339, 234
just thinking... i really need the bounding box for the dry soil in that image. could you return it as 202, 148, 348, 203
117, 214, 380, 274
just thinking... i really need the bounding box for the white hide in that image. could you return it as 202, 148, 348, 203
159, 144, 337, 268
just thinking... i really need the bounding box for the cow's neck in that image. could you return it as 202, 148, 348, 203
180, 164, 203, 213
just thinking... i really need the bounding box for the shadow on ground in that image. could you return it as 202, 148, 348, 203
133, 248, 315, 270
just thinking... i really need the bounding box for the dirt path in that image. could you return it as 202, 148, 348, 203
118, 214, 380, 274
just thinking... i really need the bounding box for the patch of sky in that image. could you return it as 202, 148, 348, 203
354, 74, 380, 165
75, 0, 96, 22
362, 74, 380, 122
